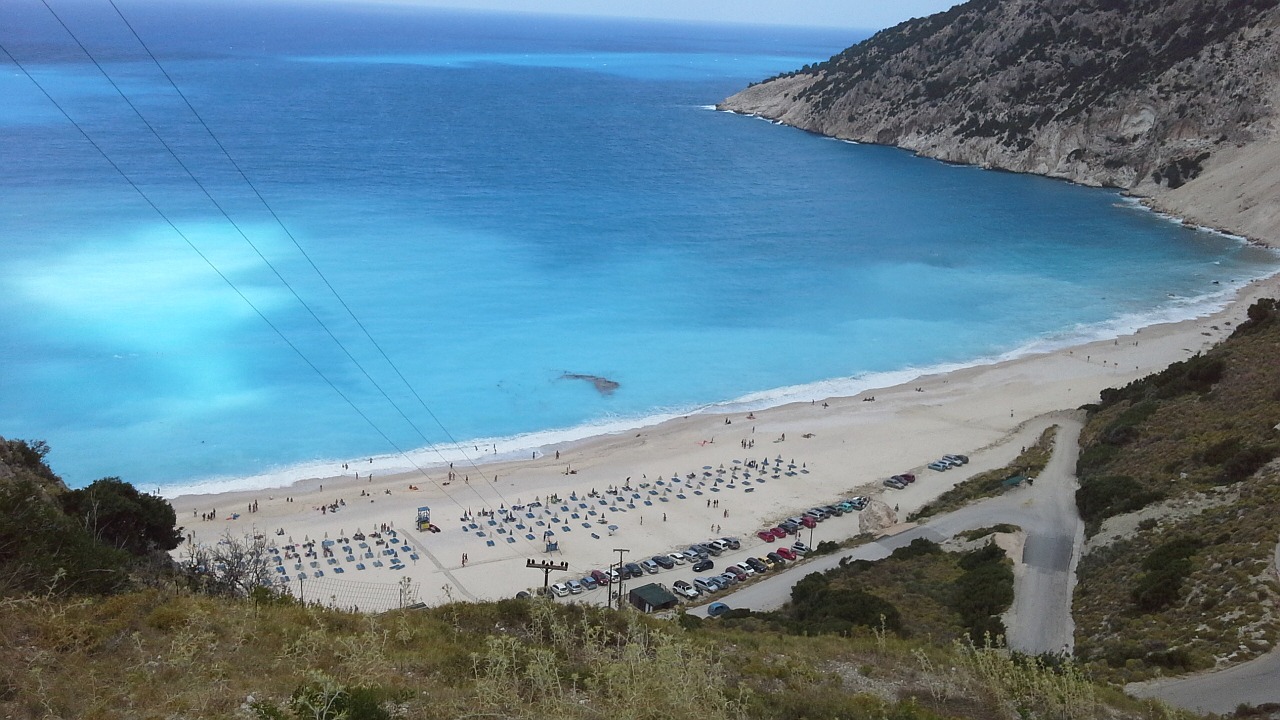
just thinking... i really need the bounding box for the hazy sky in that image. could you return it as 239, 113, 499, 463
370, 1, 965, 29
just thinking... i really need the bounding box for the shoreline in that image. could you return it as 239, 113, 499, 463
160, 261, 1276, 500
170, 271, 1280, 609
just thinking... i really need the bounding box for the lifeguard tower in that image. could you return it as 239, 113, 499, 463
416, 506, 431, 532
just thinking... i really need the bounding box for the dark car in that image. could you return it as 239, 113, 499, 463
720, 537, 741, 550
744, 556, 767, 573
766, 551, 786, 566
623, 562, 644, 578
699, 542, 723, 556
779, 520, 800, 533
652, 554, 675, 569
898, 473, 916, 484
821, 504, 843, 517
590, 569, 609, 585
725, 565, 747, 581
692, 558, 714, 572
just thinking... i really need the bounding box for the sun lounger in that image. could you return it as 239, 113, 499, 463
334, 567, 344, 574
486, 540, 495, 547
561, 525, 571, 532
505, 537, 515, 544
525, 533, 536, 540
373, 560, 384, 567
581, 522, 591, 528
356, 563, 366, 570
591, 533, 600, 539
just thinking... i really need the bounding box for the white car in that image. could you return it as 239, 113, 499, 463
550, 583, 569, 597
672, 580, 699, 599
733, 562, 755, 577
668, 552, 687, 565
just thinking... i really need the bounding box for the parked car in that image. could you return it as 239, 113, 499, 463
804, 509, 826, 521
709, 539, 730, 554
836, 501, 855, 513
847, 496, 868, 510
591, 569, 610, 585
693, 577, 719, 594
821, 504, 843, 517
757, 530, 777, 542
884, 477, 905, 489
672, 580, 699, 599
700, 542, 723, 556
779, 520, 801, 533
706, 602, 730, 618
898, 473, 916, 484
692, 558, 714, 572
623, 562, 644, 578
717, 571, 739, 586
745, 557, 768, 573
799, 515, 817, 529
685, 547, 706, 561
581, 576, 598, 591
766, 551, 785, 567
720, 537, 742, 550
772, 525, 790, 537
928, 461, 950, 471
776, 547, 797, 561
668, 552, 687, 565
550, 583, 569, 597
606, 568, 621, 584
652, 554, 675, 570
732, 562, 754, 578
567, 580, 583, 594
943, 454, 968, 465
792, 541, 811, 555
640, 559, 660, 574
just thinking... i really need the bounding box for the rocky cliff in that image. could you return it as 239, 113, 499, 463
720, 0, 1280, 245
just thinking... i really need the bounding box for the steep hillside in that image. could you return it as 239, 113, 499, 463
720, 0, 1280, 244
1071, 299, 1280, 681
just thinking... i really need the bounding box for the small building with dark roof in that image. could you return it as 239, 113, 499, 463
628, 583, 678, 613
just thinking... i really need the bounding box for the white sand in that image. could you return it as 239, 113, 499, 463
171, 275, 1279, 609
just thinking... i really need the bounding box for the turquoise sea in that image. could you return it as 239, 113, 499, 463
2, 0, 1277, 494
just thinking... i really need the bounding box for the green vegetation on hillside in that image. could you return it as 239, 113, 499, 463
1072, 298, 1280, 681
716, 538, 1014, 644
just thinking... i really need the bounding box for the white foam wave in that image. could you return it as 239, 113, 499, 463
163, 270, 1279, 500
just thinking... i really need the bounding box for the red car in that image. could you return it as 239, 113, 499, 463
757, 529, 777, 542
799, 516, 816, 529
772, 526, 790, 537
776, 547, 797, 561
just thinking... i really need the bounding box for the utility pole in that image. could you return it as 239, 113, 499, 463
526, 558, 569, 595
613, 547, 629, 611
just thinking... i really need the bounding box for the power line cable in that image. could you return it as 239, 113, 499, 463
0, 42, 545, 554
100, 0, 531, 511
9, 6, 549, 554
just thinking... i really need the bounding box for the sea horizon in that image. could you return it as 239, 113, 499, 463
3, 2, 1278, 495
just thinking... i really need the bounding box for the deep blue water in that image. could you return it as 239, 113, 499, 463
2, 0, 1276, 494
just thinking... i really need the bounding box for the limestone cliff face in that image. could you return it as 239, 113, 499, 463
720, 0, 1280, 244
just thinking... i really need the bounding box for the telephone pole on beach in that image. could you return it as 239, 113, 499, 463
526, 558, 569, 595
613, 547, 630, 611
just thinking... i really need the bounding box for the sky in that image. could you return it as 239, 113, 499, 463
366, 0, 966, 29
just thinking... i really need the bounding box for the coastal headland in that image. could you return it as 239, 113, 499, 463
172, 273, 1278, 608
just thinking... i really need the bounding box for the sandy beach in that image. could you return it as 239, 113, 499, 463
171, 274, 1279, 610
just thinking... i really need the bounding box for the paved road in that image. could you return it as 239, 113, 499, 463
1126, 535, 1280, 714
694, 411, 1087, 656
1127, 647, 1280, 714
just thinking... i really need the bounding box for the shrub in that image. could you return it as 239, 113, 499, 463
1075, 475, 1164, 525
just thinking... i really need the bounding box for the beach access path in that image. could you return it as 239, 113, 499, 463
688, 412, 1087, 657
